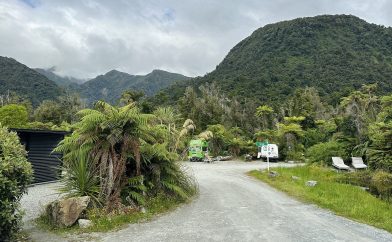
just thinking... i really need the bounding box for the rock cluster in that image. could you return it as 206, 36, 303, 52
45, 196, 91, 228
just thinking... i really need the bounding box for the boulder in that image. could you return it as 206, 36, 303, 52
306, 180, 318, 187
45, 196, 91, 228
291, 176, 300, 180
78, 219, 93, 229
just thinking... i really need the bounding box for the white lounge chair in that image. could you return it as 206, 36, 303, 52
332, 157, 350, 171
351, 157, 368, 169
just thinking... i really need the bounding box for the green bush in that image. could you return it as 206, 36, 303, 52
306, 141, 347, 165
335, 170, 372, 187
371, 170, 392, 198
0, 125, 33, 241
0, 104, 28, 128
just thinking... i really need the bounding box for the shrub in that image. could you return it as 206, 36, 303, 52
285, 150, 305, 162
0, 104, 28, 128
306, 141, 347, 165
371, 170, 392, 198
335, 170, 372, 187
59, 154, 101, 206
0, 125, 33, 241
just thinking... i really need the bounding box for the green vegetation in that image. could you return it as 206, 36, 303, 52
1, 13, 392, 236
34, 95, 82, 125
78, 69, 190, 104
0, 94, 80, 131
0, 125, 33, 241
0, 57, 63, 106
249, 166, 392, 233
0, 104, 28, 128
37, 100, 197, 231
56, 101, 197, 208
153, 15, 392, 107
1, 56, 190, 108
306, 141, 347, 165
37, 193, 186, 233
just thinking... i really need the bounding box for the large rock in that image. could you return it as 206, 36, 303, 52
45, 196, 90, 228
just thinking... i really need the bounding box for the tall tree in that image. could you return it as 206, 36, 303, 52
57, 101, 154, 206
255, 105, 274, 129
340, 84, 380, 139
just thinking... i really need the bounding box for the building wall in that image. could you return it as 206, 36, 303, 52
18, 132, 64, 183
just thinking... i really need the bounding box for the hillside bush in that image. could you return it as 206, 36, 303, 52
371, 171, 392, 198
306, 141, 347, 165
0, 125, 33, 241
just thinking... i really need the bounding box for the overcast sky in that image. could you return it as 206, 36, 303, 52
0, 0, 391, 79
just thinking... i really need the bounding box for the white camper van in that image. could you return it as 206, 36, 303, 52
257, 144, 279, 160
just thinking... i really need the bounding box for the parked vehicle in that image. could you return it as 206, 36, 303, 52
188, 139, 209, 162
257, 144, 279, 160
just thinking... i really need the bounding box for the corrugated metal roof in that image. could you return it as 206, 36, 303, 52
11, 128, 70, 135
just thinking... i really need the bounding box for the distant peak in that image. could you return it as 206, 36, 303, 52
106, 69, 122, 74
150, 69, 168, 74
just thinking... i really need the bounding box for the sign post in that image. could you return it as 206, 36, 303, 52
266, 140, 270, 171
267, 150, 270, 172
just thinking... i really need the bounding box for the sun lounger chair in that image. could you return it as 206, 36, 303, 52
332, 157, 350, 171
351, 157, 368, 169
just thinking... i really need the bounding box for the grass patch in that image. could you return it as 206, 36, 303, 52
36, 193, 195, 234
249, 165, 392, 233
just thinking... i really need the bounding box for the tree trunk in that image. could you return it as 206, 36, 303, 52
131, 139, 141, 176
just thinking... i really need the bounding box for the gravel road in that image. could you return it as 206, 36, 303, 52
22, 161, 392, 242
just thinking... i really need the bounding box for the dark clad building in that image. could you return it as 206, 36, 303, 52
12, 129, 68, 184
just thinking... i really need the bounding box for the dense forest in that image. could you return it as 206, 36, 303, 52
0, 58, 189, 107
153, 14, 392, 106
0, 57, 63, 106
78, 69, 190, 104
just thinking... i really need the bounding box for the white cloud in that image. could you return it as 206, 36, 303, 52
0, 0, 391, 78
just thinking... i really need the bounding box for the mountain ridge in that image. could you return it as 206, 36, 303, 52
0, 56, 190, 106
77, 69, 190, 104
154, 14, 392, 106
0, 57, 63, 106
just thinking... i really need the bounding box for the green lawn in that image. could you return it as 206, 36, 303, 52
248, 165, 392, 233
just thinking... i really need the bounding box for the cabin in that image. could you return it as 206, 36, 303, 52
12, 129, 68, 184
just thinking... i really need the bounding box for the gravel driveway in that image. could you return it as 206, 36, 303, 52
22, 161, 392, 242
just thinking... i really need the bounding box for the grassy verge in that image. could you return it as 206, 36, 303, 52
248, 165, 392, 233
36, 193, 195, 234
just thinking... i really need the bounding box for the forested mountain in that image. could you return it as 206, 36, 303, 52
0, 55, 189, 106
0, 57, 63, 106
155, 14, 392, 106
35, 67, 85, 86
80, 69, 190, 104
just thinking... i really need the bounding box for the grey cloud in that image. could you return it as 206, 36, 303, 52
0, 0, 391, 78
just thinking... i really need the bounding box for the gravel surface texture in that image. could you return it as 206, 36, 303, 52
21, 161, 392, 242
21, 183, 61, 223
